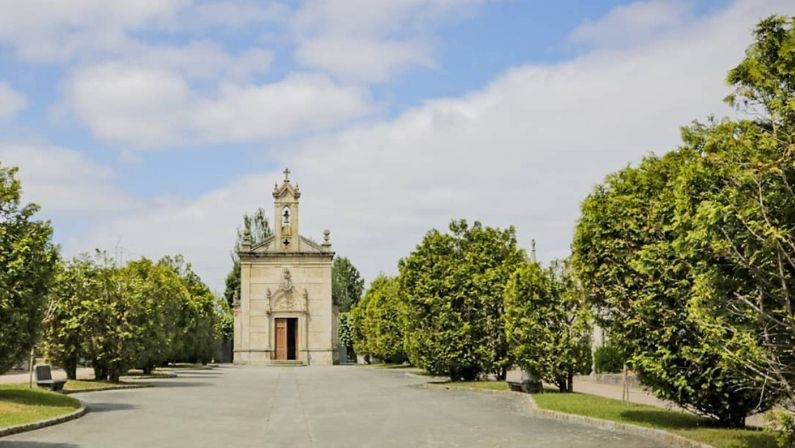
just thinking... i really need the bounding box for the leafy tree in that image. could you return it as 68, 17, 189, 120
49, 252, 223, 382
161, 256, 221, 365
681, 16, 795, 418
338, 312, 353, 362
351, 275, 405, 363
572, 140, 776, 426
504, 260, 591, 392
224, 208, 272, 307
400, 219, 525, 381
0, 163, 59, 373
332, 257, 365, 312
44, 256, 102, 379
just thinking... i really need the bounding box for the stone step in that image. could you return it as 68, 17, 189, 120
269, 360, 306, 367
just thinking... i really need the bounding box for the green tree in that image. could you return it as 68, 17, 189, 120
224, 208, 272, 307
504, 260, 591, 392
351, 275, 405, 363
681, 16, 795, 418
0, 163, 59, 373
572, 143, 776, 426
332, 257, 365, 312
44, 256, 102, 379
400, 219, 525, 381
160, 255, 222, 365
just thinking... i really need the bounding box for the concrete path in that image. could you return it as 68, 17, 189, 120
2, 366, 669, 448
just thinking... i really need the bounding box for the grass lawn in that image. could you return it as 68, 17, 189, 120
62, 379, 150, 392
430, 380, 510, 392
162, 363, 212, 370
0, 385, 81, 430
124, 369, 176, 378
532, 392, 777, 448
371, 363, 417, 370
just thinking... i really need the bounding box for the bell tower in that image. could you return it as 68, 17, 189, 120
273, 167, 301, 252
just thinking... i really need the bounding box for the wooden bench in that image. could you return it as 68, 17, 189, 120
35, 365, 67, 392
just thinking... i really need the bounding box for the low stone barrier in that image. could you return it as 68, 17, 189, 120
0, 403, 87, 438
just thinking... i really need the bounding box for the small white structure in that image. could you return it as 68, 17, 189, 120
233, 169, 338, 365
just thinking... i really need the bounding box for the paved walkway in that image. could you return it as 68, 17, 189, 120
1, 365, 669, 448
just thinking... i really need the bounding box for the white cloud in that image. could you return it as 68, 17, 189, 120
190, 1, 288, 28
295, 37, 435, 83
123, 41, 274, 82
568, 0, 694, 49
291, 0, 485, 82
0, 82, 26, 120
0, 142, 137, 213
63, 0, 794, 291
65, 65, 370, 147
0, 0, 188, 62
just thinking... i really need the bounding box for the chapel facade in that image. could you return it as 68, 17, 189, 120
233, 169, 338, 365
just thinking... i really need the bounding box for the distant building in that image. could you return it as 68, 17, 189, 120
233, 169, 338, 365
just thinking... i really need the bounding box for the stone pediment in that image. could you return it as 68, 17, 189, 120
249, 235, 327, 254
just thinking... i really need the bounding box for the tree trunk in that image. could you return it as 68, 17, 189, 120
567, 371, 574, 393
108, 366, 121, 383
496, 366, 507, 381
94, 364, 108, 381
65, 362, 77, 380
142, 364, 153, 375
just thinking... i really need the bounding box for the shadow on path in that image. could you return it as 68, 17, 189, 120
0, 442, 78, 448
88, 402, 137, 413
144, 381, 209, 388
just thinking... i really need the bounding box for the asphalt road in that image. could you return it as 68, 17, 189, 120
1, 365, 669, 448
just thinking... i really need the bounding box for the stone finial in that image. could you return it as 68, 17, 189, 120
283, 167, 291, 182
232, 290, 240, 309
241, 228, 252, 251
530, 239, 537, 264
322, 229, 332, 251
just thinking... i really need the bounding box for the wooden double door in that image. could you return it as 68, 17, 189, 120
275, 318, 298, 361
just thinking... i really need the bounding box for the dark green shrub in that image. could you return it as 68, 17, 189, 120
594, 343, 624, 374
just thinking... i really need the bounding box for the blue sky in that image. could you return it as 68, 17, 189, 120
0, 0, 790, 290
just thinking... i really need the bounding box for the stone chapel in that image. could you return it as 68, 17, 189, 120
233, 169, 338, 365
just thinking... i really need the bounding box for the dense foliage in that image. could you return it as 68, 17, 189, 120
400, 220, 525, 380
332, 257, 365, 312
351, 275, 405, 363
593, 342, 624, 374
44, 254, 224, 382
684, 16, 795, 417
0, 164, 59, 374
223, 208, 272, 307
571, 16, 795, 427
504, 260, 591, 392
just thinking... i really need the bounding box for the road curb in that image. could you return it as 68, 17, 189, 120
0, 403, 87, 438
427, 383, 714, 448
63, 383, 153, 394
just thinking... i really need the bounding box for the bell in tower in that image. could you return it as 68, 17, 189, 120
273, 167, 301, 251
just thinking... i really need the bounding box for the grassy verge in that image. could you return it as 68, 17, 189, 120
533, 392, 777, 448
162, 363, 212, 370
428, 379, 510, 391
124, 369, 177, 379
62, 379, 151, 393
0, 385, 81, 430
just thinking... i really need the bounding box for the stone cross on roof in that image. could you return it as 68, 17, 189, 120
283, 167, 291, 182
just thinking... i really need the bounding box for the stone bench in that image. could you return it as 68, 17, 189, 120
506, 379, 543, 394
35, 365, 67, 392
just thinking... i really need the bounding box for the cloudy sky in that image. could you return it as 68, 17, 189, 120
1, 0, 792, 291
